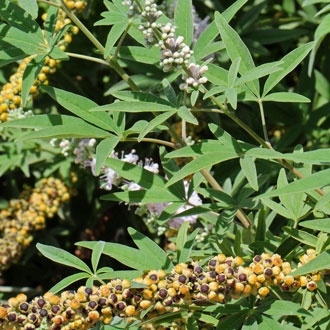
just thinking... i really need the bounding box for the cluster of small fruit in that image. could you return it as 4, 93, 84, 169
0, 178, 69, 274
0, 250, 324, 330
0, 0, 87, 123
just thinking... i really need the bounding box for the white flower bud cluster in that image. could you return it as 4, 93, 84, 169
73, 138, 97, 164
7, 108, 33, 121
135, 0, 163, 45
196, 228, 209, 243
158, 30, 194, 72
122, 0, 139, 18
50, 138, 74, 157
141, 0, 163, 22
179, 63, 208, 91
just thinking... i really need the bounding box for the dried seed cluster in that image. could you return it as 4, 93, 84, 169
0, 0, 87, 123
0, 250, 323, 330
0, 178, 69, 274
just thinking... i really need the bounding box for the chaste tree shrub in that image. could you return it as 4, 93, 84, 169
0, 0, 330, 329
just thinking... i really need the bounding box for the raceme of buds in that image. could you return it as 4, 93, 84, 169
0, 178, 69, 274
122, 0, 208, 91
0, 0, 87, 123
179, 63, 208, 91
0, 250, 324, 330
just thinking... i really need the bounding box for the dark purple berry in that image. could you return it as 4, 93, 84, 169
201, 284, 209, 293
194, 266, 203, 274
39, 309, 48, 317
85, 287, 93, 295
117, 302, 125, 311
239, 274, 247, 282
159, 289, 168, 299
178, 275, 187, 284
150, 274, 158, 281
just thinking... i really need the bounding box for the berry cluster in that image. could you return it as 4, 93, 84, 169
0, 0, 87, 123
0, 178, 69, 274
0, 250, 324, 330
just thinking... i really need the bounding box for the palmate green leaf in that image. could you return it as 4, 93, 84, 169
315, 4, 330, 17
110, 91, 172, 106
104, 22, 129, 58
259, 316, 299, 330
235, 61, 283, 87
174, 0, 193, 47
101, 189, 183, 204
44, 5, 58, 43
105, 158, 166, 189
204, 63, 228, 87
76, 236, 172, 271
240, 156, 258, 191
256, 168, 330, 199
196, 188, 237, 207
177, 106, 198, 125
95, 135, 120, 175
92, 101, 176, 113
262, 92, 310, 103
95, 11, 128, 26
194, 0, 248, 59
165, 141, 238, 158
176, 222, 189, 263
48, 46, 69, 61
299, 219, 330, 233
186, 315, 199, 330
261, 197, 294, 219
283, 227, 318, 247
19, 121, 111, 140
315, 191, 330, 213
91, 241, 105, 274
277, 169, 307, 220
225, 87, 237, 109
0, 47, 27, 67
77, 241, 158, 271
309, 13, 330, 76
112, 46, 160, 64
157, 202, 184, 224
178, 228, 199, 264
128, 228, 173, 272
50, 272, 90, 294
97, 270, 143, 281
195, 42, 224, 62
159, 146, 186, 199
41, 85, 118, 133
138, 111, 176, 142
203, 86, 227, 99
21, 55, 46, 107
209, 123, 243, 154
264, 300, 311, 317
290, 251, 330, 276
0, 24, 46, 55
228, 57, 241, 87
303, 0, 329, 5
216, 311, 249, 330
162, 79, 177, 106
263, 42, 313, 96
37, 243, 92, 274
17, 0, 38, 19
215, 12, 259, 97
0, 114, 82, 129
0, 0, 44, 42
165, 151, 240, 188
246, 147, 330, 165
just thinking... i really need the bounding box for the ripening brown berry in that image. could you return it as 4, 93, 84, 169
307, 281, 317, 291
